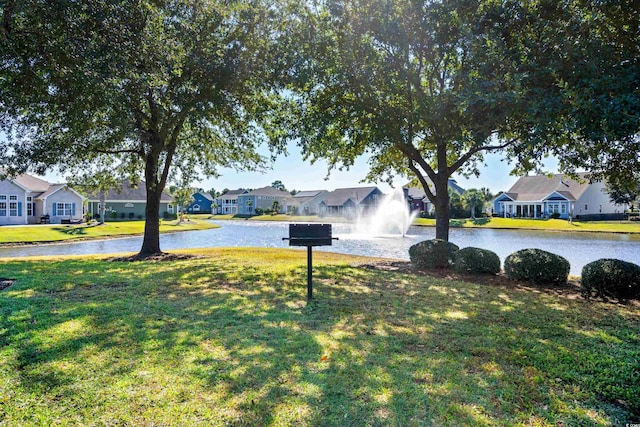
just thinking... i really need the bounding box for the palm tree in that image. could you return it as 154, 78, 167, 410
272, 200, 281, 215
462, 189, 485, 219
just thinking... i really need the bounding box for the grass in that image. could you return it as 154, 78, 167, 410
0, 248, 638, 426
0, 220, 218, 245
414, 217, 640, 234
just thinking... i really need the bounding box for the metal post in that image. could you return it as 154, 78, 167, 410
307, 245, 313, 300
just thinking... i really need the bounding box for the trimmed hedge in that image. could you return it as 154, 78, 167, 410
409, 239, 459, 269
454, 247, 501, 275
504, 248, 570, 285
581, 259, 640, 301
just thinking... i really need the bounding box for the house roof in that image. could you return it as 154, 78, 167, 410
504, 173, 591, 202
243, 186, 292, 198
289, 190, 329, 206
4, 173, 85, 200
87, 180, 173, 202
220, 189, 247, 197
12, 174, 51, 193
321, 187, 380, 207
36, 183, 86, 201
293, 190, 326, 198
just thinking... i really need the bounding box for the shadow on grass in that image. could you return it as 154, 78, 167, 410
0, 255, 637, 425
52, 226, 88, 236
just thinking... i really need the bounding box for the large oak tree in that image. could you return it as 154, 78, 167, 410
290, 0, 526, 240
0, 0, 290, 256
289, 0, 639, 241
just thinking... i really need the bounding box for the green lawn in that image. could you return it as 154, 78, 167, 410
414, 217, 640, 234
0, 248, 637, 426
0, 220, 218, 245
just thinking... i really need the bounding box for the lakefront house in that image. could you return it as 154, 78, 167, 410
86, 179, 174, 220
0, 173, 85, 225
493, 173, 625, 220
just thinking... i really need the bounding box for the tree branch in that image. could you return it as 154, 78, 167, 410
449, 136, 518, 173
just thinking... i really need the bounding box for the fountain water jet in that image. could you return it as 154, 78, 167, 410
353, 187, 418, 237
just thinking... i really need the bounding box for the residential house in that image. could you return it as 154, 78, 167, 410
0, 173, 85, 225
186, 191, 215, 214
318, 186, 384, 218
215, 189, 248, 214
288, 190, 329, 215
237, 186, 292, 215
492, 173, 625, 220
86, 179, 174, 220
405, 178, 466, 214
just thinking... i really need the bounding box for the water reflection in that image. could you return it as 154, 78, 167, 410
1, 220, 639, 275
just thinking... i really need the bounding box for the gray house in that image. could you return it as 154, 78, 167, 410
288, 190, 329, 215
318, 186, 383, 218
493, 173, 625, 219
237, 186, 292, 215
0, 173, 85, 225
86, 179, 174, 220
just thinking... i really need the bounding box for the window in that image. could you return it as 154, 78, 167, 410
0, 201, 5, 216
9, 202, 18, 216
193, 204, 201, 212
27, 196, 34, 216
167, 204, 174, 214
56, 202, 73, 217
561, 204, 566, 214
584, 204, 588, 211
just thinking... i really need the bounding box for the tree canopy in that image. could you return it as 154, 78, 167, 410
0, 0, 291, 256
289, 0, 528, 240
288, 0, 639, 240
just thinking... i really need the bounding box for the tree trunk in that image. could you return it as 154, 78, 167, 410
139, 150, 163, 256
99, 190, 106, 225
434, 178, 450, 241
140, 184, 162, 255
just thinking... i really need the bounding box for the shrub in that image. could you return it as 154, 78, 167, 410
409, 239, 459, 269
549, 212, 561, 219
162, 211, 177, 220
455, 247, 501, 275
504, 248, 570, 285
472, 217, 491, 225
581, 259, 640, 301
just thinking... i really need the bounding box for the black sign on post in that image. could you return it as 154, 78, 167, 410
283, 224, 337, 300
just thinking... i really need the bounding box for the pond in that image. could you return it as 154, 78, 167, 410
1, 220, 639, 275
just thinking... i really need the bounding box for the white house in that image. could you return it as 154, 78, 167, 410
0, 173, 85, 225
493, 173, 625, 220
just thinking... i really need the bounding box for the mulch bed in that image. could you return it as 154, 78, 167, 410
0, 278, 16, 291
